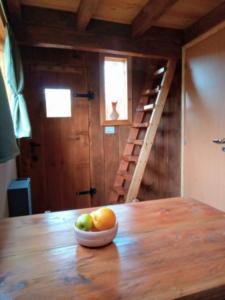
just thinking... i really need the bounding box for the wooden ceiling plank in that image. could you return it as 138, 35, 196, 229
92, 0, 149, 25
184, 1, 225, 43
76, 0, 100, 31
153, 0, 225, 30
5, 0, 21, 26
132, 0, 179, 37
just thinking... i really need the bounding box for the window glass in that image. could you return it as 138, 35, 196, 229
104, 57, 128, 121
44, 88, 71, 118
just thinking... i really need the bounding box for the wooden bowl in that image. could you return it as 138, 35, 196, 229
74, 222, 118, 248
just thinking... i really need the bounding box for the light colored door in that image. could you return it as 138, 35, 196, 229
183, 25, 225, 211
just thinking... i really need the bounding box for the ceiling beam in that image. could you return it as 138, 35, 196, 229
132, 0, 179, 38
76, 0, 100, 32
18, 23, 181, 59
184, 1, 225, 43
5, 0, 21, 28
17, 6, 182, 59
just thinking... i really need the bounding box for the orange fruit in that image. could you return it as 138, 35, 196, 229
91, 208, 116, 231
90, 211, 98, 231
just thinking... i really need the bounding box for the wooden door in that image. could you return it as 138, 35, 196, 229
183, 25, 225, 211
19, 67, 91, 213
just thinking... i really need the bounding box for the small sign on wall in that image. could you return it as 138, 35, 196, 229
104, 126, 116, 135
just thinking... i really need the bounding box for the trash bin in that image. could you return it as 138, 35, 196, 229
7, 178, 32, 217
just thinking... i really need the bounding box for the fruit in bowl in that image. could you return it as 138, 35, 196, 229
91, 207, 116, 230
74, 207, 118, 247
75, 214, 93, 231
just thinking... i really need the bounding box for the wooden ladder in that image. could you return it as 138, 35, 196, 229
109, 59, 177, 204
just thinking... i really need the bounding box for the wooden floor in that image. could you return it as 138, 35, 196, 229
1, 197, 225, 299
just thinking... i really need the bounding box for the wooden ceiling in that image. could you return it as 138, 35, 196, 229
154, 0, 225, 29
20, 0, 224, 29
3, 0, 225, 60
20, 0, 149, 24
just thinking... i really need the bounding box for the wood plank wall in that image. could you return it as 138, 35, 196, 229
20, 47, 181, 207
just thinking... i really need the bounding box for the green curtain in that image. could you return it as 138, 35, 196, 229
0, 69, 19, 163
4, 26, 31, 138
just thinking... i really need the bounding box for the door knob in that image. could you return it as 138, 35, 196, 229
212, 138, 225, 144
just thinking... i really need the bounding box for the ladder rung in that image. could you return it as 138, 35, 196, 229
113, 186, 127, 196
117, 171, 133, 181
132, 122, 149, 128
136, 103, 154, 112
144, 104, 155, 111
123, 155, 139, 163
154, 66, 167, 76
127, 139, 144, 146
142, 86, 160, 96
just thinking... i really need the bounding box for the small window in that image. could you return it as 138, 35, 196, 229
44, 88, 71, 118
100, 54, 132, 126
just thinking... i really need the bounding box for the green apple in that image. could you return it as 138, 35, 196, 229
75, 214, 93, 231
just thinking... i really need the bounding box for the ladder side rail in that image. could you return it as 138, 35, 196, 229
125, 59, 177, 203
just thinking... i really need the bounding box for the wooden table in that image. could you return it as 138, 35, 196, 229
1, 197, 225, 300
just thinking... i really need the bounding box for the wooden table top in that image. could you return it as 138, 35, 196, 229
1, 197, 225, 300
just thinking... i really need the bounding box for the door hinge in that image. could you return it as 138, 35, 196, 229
76, 187, 96, 197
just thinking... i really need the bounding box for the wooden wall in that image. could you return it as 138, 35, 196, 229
20, 47, 181, 207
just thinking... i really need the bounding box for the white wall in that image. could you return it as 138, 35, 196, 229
0, 159, 17, 218
182, 23, 225, 211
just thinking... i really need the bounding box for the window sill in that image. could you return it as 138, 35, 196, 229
101, 119, 132, 126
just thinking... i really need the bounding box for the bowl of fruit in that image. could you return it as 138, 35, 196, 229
74, 207, 118, 248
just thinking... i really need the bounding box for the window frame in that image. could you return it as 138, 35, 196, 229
99, 53, 132, 126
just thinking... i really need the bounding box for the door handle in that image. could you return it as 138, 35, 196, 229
76, 187, 96, 197
29, 141, 41, 162
212, 138, 225, 144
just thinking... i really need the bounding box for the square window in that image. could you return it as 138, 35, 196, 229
100, 55, 132, 126
44, 88, 71, 118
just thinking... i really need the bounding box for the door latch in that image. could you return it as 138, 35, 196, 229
73, 91, 95, 100
76, 187, 96, 197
